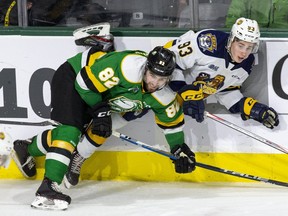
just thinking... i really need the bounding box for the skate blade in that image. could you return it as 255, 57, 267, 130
31, 196, 69, 211
10, 149, 36, 179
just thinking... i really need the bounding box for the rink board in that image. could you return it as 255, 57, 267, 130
0, 33, 288, 184
1, 152, 288, 183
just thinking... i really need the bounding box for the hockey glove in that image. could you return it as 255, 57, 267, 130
178, 82, 205, 123
182, 100, 205, 123
240, 97, 279, 129
122, 108, 150, 121
171, 143, 196, 174
91, 101, 112, 138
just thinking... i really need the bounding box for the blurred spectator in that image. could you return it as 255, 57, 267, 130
225, 0, 288, 28
178, 0, 230, 28
177, 0, 188, 16
31, 0, 74, 26
66, 1, 111, 26
31, 0, 118, 27
177, 0, 190, 27
0, 0, 34, 26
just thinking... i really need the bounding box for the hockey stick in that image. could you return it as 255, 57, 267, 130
112, 131, 288, 187
112, 131, 176, 159
195, 163, 288, 187
205, 111, 288, 154
0, 119, 59, 126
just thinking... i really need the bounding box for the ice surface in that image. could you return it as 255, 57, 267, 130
1, 180, 287, 216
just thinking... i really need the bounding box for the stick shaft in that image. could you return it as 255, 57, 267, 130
205, 111, 288, 154
113, 131, 288, 187
196, 162, 288, 187
112, 131, 177, 159
0, 119, 59, 126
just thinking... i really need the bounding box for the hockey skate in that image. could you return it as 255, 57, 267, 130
63, 149, 86, 189
31, 177, 71, 211
73, 23, 114, 51
11, 139, 36, 178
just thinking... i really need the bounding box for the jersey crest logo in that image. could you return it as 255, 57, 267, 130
196, 73, 225, 97
198, 33, 217, 53
128, 86, 140, 93
109, 96, 144, 112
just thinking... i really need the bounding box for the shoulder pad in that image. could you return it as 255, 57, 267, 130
152, 87, 177, 106
121, 54, 146, 83
197, 29, 229, 54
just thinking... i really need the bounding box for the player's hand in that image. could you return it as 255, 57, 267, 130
183, 100, 205, 122
240, 97, 279, 129
262, 107, 279, 129
91, 102, 112, 138
178, 82, 205, 123
122, 108, 150, 121
171, 143, 196, 173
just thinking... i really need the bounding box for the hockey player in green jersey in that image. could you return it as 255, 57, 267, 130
12, 43, 196, 210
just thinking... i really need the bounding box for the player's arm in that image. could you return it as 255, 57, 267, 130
165, 31, 206, 122
154, 98, 196, 174
75, 65, 120, 106
178, 81, 206, 123
163, 30, 196, 71
230, 97, 279, 129
75, 65, 120, 138
215, 86, 279, 129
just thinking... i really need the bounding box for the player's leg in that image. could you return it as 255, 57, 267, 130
31, 125, 81, 210
63, 125, 107, 188
63, 113, 130, 188
11, 130, 51, 178
31, 62, 89, 210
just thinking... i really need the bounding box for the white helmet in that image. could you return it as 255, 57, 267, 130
0, 131, 12, 168
227, 17, 260, 53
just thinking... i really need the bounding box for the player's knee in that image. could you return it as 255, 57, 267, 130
50, 125, 82, 153
84, 125, 107, 147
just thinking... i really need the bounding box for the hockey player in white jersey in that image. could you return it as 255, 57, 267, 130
165, 17, 279, 128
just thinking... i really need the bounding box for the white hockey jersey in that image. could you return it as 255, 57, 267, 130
166, 29, 256, 110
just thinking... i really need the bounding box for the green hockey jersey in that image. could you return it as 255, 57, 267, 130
68, 48, 185, 149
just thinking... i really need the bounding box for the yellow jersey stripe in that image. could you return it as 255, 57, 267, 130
85, 66, 107, 92
50, 140, 75, 153
86, 127, 107, 145
163, 40, 174, 49
155, 113, 184, 128
88, 51, 106, 66
47, 130, 52, 147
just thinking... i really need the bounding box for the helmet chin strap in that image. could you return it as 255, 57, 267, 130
227, 49, 236, 62
143, 82, 167, 92
156, 77, 171, 91
226, 44, 238, 63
